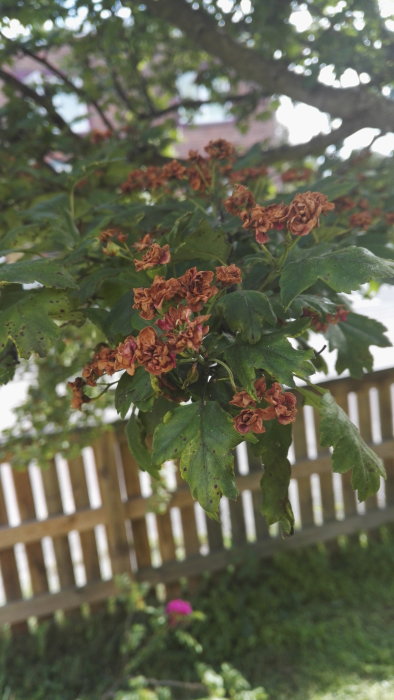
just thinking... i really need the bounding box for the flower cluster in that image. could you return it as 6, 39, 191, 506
224, 184, 256, 215
69, 255, 242, 406
230, 378, 297, 435
98, 228, 127, 255
120, 139, 236, 194
302, 306, 349, 332
134, 243, 171, 271
67, 377, 91, 410
225, 187, 334, 244
334, 196, 382, 230
132, 264, 239, 320
349, 211, 373, 230
229, 166, 267, 184
281, 167, 313, 183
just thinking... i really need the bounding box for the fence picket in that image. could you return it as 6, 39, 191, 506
67, 455, 102, 584
293, 408, 314, 528
12, 470, 50, 619
117, 431, 152, 571
357, 388, 378, 512
0, 475, 26, 632
40, 463, 76, 598
93, 433, 132, 577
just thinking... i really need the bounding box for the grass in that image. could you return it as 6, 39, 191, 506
0, 528, 393, 699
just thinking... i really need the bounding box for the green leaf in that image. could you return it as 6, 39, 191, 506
215, 290, 276, 344
0, 259, 78, 289
152, 401, 239, 517
289, 294, 339, 317
225, 337, 314, 393
172, 220, 230, 264
280, 246, 394, 307
115, 368, 155, 418
251, 422, 294, 535
327, 312, 391, 378
0, 287, 83, 359
125, 414, 159, 477
0, 297, 60, 358
302, 390, 385, 501
0, 341, 19, 385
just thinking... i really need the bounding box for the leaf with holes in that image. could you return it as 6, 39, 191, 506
0, 287, 83, 359
0, 258, 78, 289
152, 401, 240, 517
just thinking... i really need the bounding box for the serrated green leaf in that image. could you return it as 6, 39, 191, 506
216, 290, 276, 344
172, 220, 230, 264
225, 337, 314, 393
302, 389, 385, 501
0, 259, 78, 289
0, 287, 83, 359
327, 312, 391, 378
152, 401, 239, 517
115, 368, 155, 418
125, 414, 159, 477
289, 294, 339, 316
0, 341, 18, 385
0, 300, 59, 358
280, 246, 394, 307
152, 403, 200, 462
250, 422, 294, 535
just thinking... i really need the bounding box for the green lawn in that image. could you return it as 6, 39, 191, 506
1, 529, 393, 699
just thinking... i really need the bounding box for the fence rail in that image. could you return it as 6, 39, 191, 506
1, 368, 394, 628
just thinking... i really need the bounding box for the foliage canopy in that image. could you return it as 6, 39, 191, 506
0, 0, 393, 531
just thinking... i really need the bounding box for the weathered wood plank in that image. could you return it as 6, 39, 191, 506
68, 454, 102, 582
117, 430, 152, 570
12, 470, 50, 605
0, 507, 105, 550
293, 406, 314, 528
41, 463, 76, 590
93, 434, 132, 576
0, 473, 26, 633
0, 580, 116, 627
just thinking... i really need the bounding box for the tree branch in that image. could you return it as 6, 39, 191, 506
140, 90, 260, 120
142, 0, 394, 133
0, 67, 79, 138
14, 44, 115, 132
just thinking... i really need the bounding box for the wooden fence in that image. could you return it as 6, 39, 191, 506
1, 368, 394, 630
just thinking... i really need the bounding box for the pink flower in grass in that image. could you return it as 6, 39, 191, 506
165, 599, 193, 626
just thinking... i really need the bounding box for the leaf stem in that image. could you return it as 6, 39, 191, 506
210, 357, 237, 392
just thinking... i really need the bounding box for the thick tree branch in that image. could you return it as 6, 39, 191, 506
0, 67, 78, 138
142, 0, 394, 133
257, 117, 369, 165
